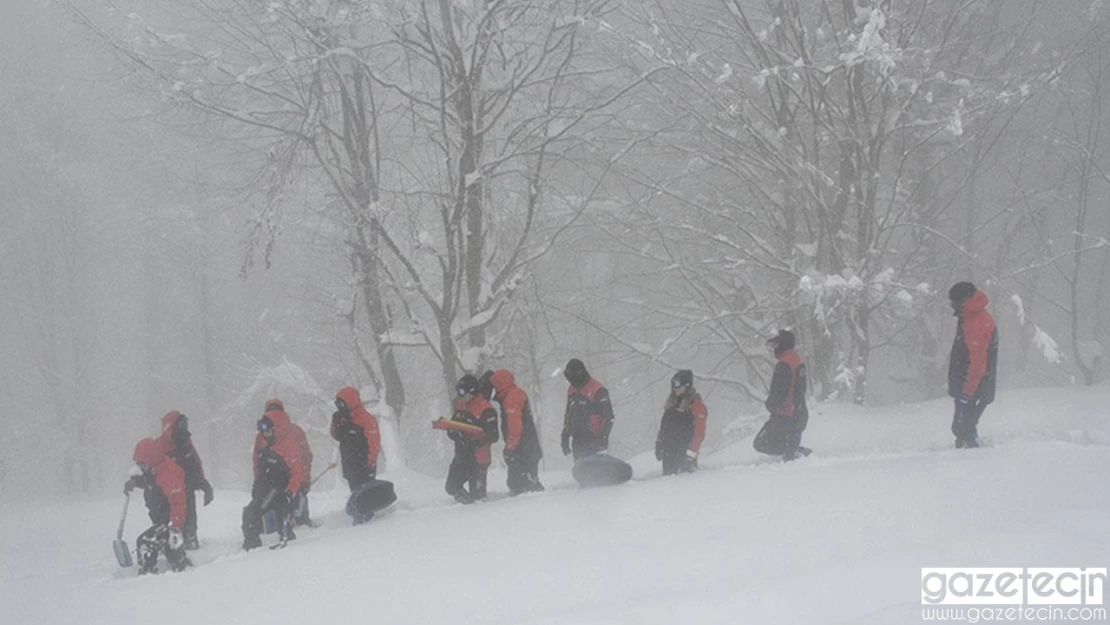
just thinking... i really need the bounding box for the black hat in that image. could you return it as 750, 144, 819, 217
948, 281, 976, 303
768, 329, 795, 350
456, 374, 480, 397
671, 369, 694, 389
564, 358, 589, 387
478, 370, 495, 400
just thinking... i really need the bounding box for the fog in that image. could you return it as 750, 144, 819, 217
1, 0, 1107, 500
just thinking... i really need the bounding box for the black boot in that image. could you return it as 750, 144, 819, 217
242, 535, 262, 551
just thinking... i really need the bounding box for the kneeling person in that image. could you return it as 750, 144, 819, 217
124, 438, 192, 574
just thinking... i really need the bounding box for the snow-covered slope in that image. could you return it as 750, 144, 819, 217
4, 387, 1110, 625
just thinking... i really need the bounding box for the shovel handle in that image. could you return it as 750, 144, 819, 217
116, 492, 131, 540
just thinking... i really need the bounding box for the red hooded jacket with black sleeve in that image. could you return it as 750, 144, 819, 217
489, 369, 543, 462
331, 387, 381, 481
256, 408, 305, 496
254, 399, 313, 487
132, 439, 188, 530
948, 290, 999, 403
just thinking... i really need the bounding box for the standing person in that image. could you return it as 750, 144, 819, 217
158, 411, 213, 550
242, 408, 304, 550
655, 370, 709, 475
753, 330, 811, 461
561, 359, 614, 460
256, 399, 314, 526
947, 282, 999, 448
124, 438, 191, 574
330, 387, 381, 523
487, 369, 545, 495
443, 374, 499, 503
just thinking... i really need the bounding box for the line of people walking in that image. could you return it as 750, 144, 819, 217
120, 281, 997, 574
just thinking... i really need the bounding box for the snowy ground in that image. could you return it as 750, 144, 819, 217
3, 386, 1110, 625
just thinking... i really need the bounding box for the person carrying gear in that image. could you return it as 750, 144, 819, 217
753, 330, 811, 461
255, 399, 315, 526
487, 369, 545, 495
242, 409, 304, 550
330, 387, 381, 523
443, 374, 499, 503
947, 282, 999, 448
561, 359, 615, 460
655, 369, 708, 475
158, 411, 213, 550
124, 438, 192, 574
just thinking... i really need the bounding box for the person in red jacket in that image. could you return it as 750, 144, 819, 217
443, 374, 499, 503
655, 369, 709, 475
157, 411, 213, 550
256, 399, 315, 526
947, 282, 999, 448
561, 359, 615, 459
753, 330, 811, 461
242, 407, 304, 550
124, 438, 192, 574
486, 369, 545, 495
331, 387, 381, 523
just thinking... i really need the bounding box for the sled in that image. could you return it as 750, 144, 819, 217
345, 479, 397, 519
431, 418, 485, 438
572, 453, 633, 487
113, 493, 133, 567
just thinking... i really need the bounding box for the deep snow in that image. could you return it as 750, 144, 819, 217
3, 386, 1110, 625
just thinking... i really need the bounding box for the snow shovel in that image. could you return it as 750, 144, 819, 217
113, 493, 133, 567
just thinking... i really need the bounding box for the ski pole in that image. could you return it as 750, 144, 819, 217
309, 461, 337, 487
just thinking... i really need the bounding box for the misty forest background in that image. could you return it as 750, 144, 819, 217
1, 0, 1108, 498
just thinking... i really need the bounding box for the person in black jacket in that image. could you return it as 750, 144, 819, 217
158, 411, 213, 550
753, 330, 811, 461
443, 375, 499, 503
561, 359, 615, 459
946, 282, 999, 448
655, 370, 709, 475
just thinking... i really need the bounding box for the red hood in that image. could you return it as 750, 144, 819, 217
133, 437, 169, 467
961, 289, 989, 316
490, 369, 516, 394
264, 398, 285, 412
160, 410, 184, 436
263, 408, 293, 437
336, 386, 364, 412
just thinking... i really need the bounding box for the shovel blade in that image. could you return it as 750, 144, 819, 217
113, 539, 133, 567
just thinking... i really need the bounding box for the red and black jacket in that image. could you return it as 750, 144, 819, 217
563, 378, 614, 446
489, 369, 543, 462
256, 408, 305, 496
948, 290, 999, 403
766, 349, 808, 420
656, 392, 708, 458
450, 395, 499, 467
159, 410, 207, 489
330, 387, 381, 481
254, 399, 313, 488
131, 439, 187, 530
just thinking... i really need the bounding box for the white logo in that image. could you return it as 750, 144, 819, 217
922, 568, 1106, 606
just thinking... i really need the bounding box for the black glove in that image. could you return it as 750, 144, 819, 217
447, 430, 466, 444
504, 449, 517, 466
201, 479, 214, 506
332, 409, 351, 429
561, 431, 571, 456
123, 478, 135, 496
